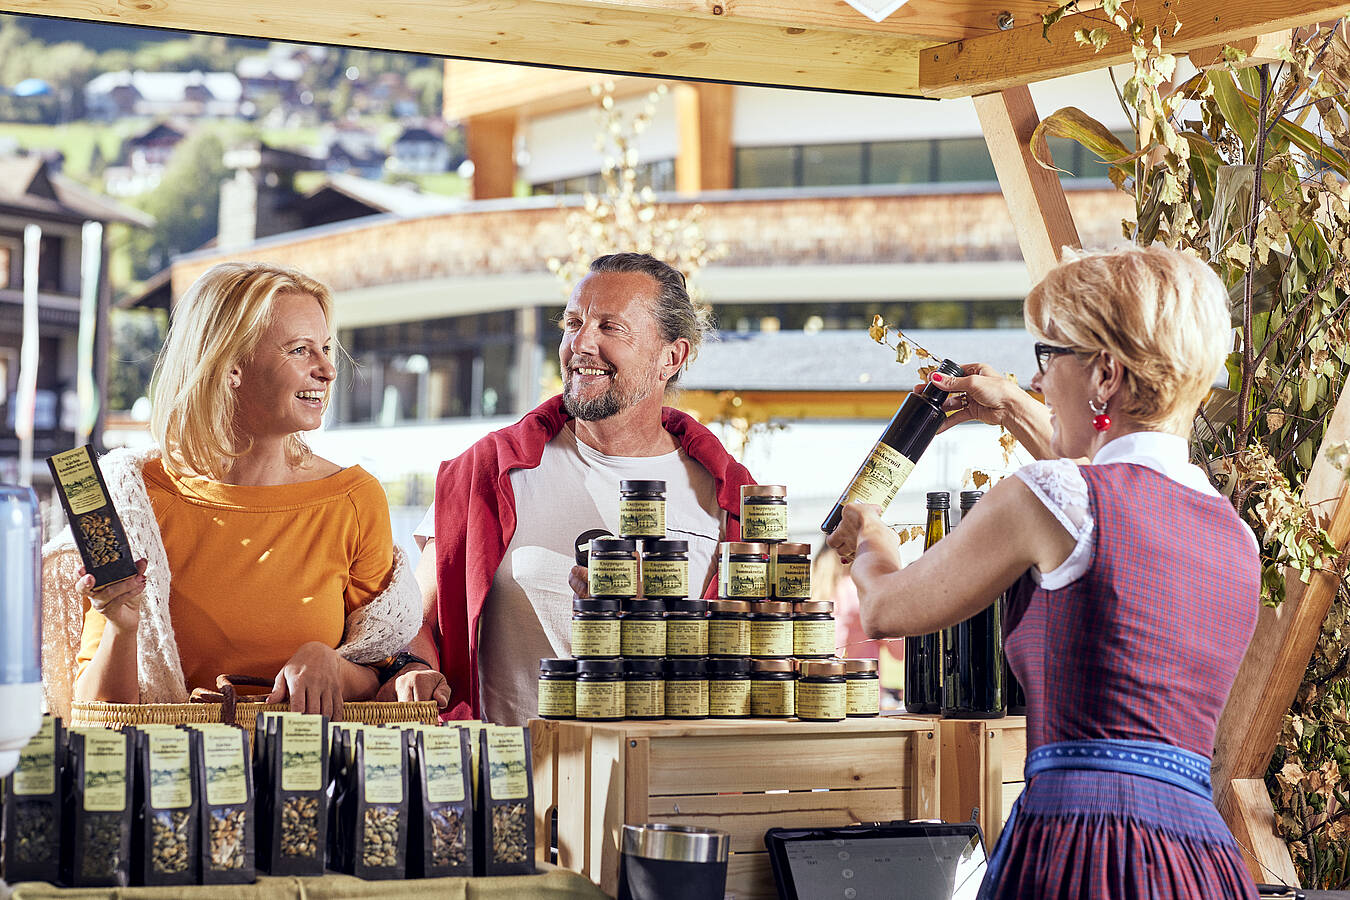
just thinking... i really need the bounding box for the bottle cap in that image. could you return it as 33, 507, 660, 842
576, 659, 623, 676
708, 600, 752, 614
753, 601, 792, 616
623, 658, 663, 676
741, 484, 787, 498
793, 601, 833, 615
774, 542, 811, 557
800, 660, 846, 678
721, 541, 769, 556
540, 658, 578, 674
706, 658, 750, 676
959, 490, 985, 509
573, 597, 621, 614
843, 658, 879, 674
926, 492, 950, 509
644, 539, 689, 555
620, 480, 667, 494
661, 658, 706, 677
591, 536, 637, 555
751, 658, 796, 675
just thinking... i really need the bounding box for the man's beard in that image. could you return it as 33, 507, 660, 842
562, 362, 657, 421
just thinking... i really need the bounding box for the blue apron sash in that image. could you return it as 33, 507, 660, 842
979, 739, 1213, 896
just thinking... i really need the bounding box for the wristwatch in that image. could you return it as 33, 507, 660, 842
371, 651, 431, 685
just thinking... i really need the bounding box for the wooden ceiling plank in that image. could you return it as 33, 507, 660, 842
920, 0, 1350, 98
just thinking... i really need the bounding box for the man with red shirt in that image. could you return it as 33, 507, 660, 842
393, 253, 754, 723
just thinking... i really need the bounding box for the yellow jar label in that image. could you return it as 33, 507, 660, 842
708, 619, 750, 656
422, 730, 466, 803
486, 727, 529, 800
621, 619, 666, 657
750, 619, 793, 657
624, 679, 664, 718
741, 503, 788, 541
537, 679, 576, 718
281, 715, 324, 792
589, 558, 637, 596
571, 617, 620, 657
576, 681, 624, 719
665, 680, 708, 717
721, 560, 768, 598
751, 679, 795, 717
642, 559, 688, 597
665, 619, 708, 656
844, 441, 916, 508
148, 730, 192, 809
202, 730, 247, 806
794, 619, 836, 657
363, 729, 405, 804
14, 717, 55, 796
81, 730, 127, 812
619, 499, 666, 537
775, 562, 812, 599
51, 446, 107, 515
847, 678, 881, 716
709, 680, 751, 717
797, 681, 847, 720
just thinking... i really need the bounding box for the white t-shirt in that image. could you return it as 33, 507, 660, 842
415, 424, 723, 724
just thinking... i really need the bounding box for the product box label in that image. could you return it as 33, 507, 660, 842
422, 731, 465, 804
14, 717, 55, 796
280, 716, 324, 792
362, 730, 404, 805
203, 730, 248, 806
775, 562, 812, 599
485, 728, 529, 800
589, 559, 637, 596
570, 618, 620, 657
845, 442, 916, 508
665, 619, 708, 656
82, 730, 127, 812
721, 560, 768, 598
641, 559, 688, 597
148, 730, 192, 809
742, 504, 788, 541
49, 446, 106, 514
619, 499, 665, 537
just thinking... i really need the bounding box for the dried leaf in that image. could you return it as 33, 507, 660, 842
868, 315, 887, 344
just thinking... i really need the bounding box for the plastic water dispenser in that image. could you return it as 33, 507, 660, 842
0, 484, 43, 778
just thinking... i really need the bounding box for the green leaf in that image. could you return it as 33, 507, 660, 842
1031, 107, 1139, 187
1237, 91, 1350, 177
1041, 2, 1077, 40
1208, 71, 1257, 154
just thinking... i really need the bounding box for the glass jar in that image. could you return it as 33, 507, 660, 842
624, 658, 665, 720
575, 659, 625, 721
740, 484, 788, 543
797, 660, 847, 722
589, 537, 638, 600
750, 658, 796, 718
619, 480, 666, 539
707, 658, 751, 718
538, 658, 577, 720
845, 658, 881, 717
664, 598, 709, 657
662, 658, 708, 719
718, 542, 769, 600
642, 539, 689, 599
707, 600, 752, 657
793, 601, 835, 659
772, 542, 812, 600
571, 598, 620, 658
750, 601, 794, 658
620, 599, 666, 658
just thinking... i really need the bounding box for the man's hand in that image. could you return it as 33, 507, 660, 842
375, 664, 451, 708
268, 641, 346, 719
568, 564, 591, 599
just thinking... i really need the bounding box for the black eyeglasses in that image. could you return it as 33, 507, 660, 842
1034, 342, 1077, 375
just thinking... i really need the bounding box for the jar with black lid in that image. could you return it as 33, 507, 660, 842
707, 600, 751, 657
665, 598, 709, 657
620, 599, 666, 658
844, 658, 881, 717
662, 658, 708, 719
797, 660, 847, 722
793, 601, 835, 659
707, 658, 751, 718
740, 484, 788, 543
538, 658, 577, 720
589, 537, 638, 599
624, 658, 665, 720
572, 597, 620, 658
718, 542, 769, 600
750, 601, 794, 658
772, 542, 812, 600
750, 658, 796, 718
576, 659, 624, 721
642, 539, 689, 599
619, 480, 666, 539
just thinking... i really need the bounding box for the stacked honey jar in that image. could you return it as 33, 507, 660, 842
537, 482, 881, 723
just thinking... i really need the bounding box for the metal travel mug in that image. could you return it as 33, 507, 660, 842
617, 824, 730, 900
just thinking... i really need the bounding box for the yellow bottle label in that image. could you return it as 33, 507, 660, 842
794, 619, 836, 657
202, 730, 247, 806
281, 715, 324, 792
844, 442, 916, 508
775, 562, 812, 599
485, 727, 529, 800
665, 680, 708, 717
537, 679, 576, 718
665, 619, 708, 656
148, 730, 192, 809
576, 681, 624, 719
624, 679, 664, 718
621, 619, 666, 657
847, 678, 881, 716
363, 730, 404, 805
570, 617, 620, 657
708, 680, 751, 717
619, 499, 666, 537
741, 503, 788, 541
708, 619, 750, 656
51, 446, 107, 515
82, 730, 127, 812
751, 679, 795, 717
589, 558, 637, 596
642, 559, 688, 597
14, 717, 55, 796
796, 681, 847, 720
750, 619, 793, 657
721, 560, 768, 598
422, 730, 466, 803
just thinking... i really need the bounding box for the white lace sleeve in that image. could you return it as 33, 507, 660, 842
1012, 459, 1095, 589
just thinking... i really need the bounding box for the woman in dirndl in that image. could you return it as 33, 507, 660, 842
827, 244, 1261, 899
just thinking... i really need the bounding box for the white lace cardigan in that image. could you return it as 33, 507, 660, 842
41, 447, 423, 719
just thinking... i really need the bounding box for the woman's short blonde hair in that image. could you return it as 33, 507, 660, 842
1024, 245, 1230, 430
149, 261, 335, 479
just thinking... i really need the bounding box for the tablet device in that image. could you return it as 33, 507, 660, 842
764, 820, 987, 900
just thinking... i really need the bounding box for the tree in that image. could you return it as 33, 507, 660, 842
126, 130, 228, 279
106, 308, 166, 411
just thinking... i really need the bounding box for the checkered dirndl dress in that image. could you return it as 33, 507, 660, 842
981, 463, 1261, 900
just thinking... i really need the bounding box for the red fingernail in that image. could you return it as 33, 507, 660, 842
931, 373, 944, 382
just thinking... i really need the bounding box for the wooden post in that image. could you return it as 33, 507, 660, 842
674, 82, 734, 194
466, 111, 517, 200
973, 86, 1081, 282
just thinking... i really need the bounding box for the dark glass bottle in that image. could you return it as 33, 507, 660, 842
821, 358, 966, 534
905, 491, 948, 715
941, 490, 1005, 718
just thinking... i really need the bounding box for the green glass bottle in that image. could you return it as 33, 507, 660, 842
940, 490, 1006, 718
905, 491, 948, 715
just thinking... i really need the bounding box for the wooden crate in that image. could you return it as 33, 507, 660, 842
530, 717, 939, 899
937, 716, 1027, 848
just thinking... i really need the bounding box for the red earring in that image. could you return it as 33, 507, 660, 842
1089, 398, 1111, 432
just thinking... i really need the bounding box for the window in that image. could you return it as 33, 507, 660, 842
869, 141, 934, 185
935, 138, 997, 183
802, 144, 864, 187
735, 146, 798, 189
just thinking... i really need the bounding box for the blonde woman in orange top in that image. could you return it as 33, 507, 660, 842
42, 262, 430, 720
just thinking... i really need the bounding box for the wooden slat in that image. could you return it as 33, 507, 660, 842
913, 723, 940, 818
465, 112, 517, 200
726, 851, 779, 900
983, 726, 1005, 846
555, 721, 590, 872
675, 82, 735, 194
1000, 718, 1027, 783
1218, 777, 1302, 887
581, 716, 932, 739
1189, 30, 1295, 69
589, 730, 625, 895
445, 60, 658, 120
646, 733, 913, 794
531, 720, 558, 864
920, 0, 1350, 99
1001, 781, 1024, 824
